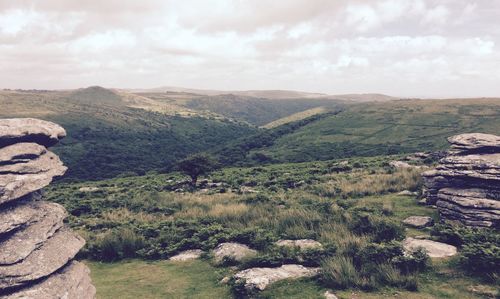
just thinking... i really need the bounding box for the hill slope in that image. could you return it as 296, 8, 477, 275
134, 93, 347, 126
215, 98, 500, 165
0, 88, 257, 180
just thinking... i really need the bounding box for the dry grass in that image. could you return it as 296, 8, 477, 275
315, 167, 423, 198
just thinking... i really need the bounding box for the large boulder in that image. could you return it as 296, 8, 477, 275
233, 264, 320, 292
0, 118, 94, 297
422, 133, 500, 227
4, 261, 95, 299
0, 118, 66, 148
213, 242, 257, 263
448, 133, 500, 154
403, 237, 457, 258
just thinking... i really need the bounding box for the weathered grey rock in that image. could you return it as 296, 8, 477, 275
3, 261, 96, 299
0, 227, 85, 289
448, 133, 500, 153
390, 161, 413, 168
398, 190, 418, 196
0, 143, 46, 165
275, 239, 323, 250
0, 150, 67, 205
0, 118, 94, 298
233, 264, 320, 292
213, 242, 257, 263
0, 193, 43, 235
169, 249, 204, 261
403, 216, 434, 228
0, 118, 66, 148
78, 186, 100, 192
403, 237, 457, 258
0, 202, 66, 265
324, 290, 339, 299
422, 133, 500, 227
239, 186, 259, 194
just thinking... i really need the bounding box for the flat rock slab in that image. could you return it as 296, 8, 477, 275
0, 143, 46, 165
0, 118, 66, 148
275, 239, 323, 250
0, 227, 85, 289
4, 261, 95, 299
403, 237, 457, 258
233, 264, 320, 292
0, 194, 43, 235
324, 290, 339, 299
390, 161, 413, 168
402, 216, 434, 228
213, 242, 257, 263
398, 190, 418, 196
0, 202, 66, 265
0, 150, 67, 205
448, 133, 500, 152
169, 249, 204, 261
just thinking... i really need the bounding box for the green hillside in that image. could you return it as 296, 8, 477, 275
134, 92, 347, 126
216, 98, 500, 165
0, 88, 257, 181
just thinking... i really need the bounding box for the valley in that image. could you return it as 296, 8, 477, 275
2, 88, 499, 298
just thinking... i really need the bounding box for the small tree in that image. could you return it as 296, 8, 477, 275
177, 153, 219, 187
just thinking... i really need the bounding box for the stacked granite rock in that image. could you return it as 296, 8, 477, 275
0, 118, 95, 298
422, 133, 500, 228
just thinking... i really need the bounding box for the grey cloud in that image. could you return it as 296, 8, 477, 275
0, 0, 499, 97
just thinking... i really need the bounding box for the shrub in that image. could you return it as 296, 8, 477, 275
350, 214, 405, 242
90, 228, 145, 261
460, 242, 500, 278
432, 223, 500, 278
321, 256, 364, 289
392, 248, 429, 274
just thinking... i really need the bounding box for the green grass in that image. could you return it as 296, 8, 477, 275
86, 259, 231, 299
86, 259, 497, 299
220, 98, 500, 165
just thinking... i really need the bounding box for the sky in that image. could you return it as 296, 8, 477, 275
0, 0, 499, 98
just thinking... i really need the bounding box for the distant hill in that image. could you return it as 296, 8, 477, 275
0, 88, 257, 181
182, 94, 346, 126
327, 93, 397, 102
67, 86, 124, 105
214, 98, 500, 165
126, 86, 395, 101
126, 86, 328, 99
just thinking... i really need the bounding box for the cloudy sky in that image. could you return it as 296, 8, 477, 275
1, 0, 499, 97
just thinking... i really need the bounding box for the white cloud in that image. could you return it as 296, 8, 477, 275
0, 0, 499, 97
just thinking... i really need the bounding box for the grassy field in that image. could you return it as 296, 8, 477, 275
87, 259, 231, 299
86, 254, 497, 298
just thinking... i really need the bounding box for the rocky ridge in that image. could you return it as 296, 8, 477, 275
422, 133, 500, 227
0, 118, 95, 298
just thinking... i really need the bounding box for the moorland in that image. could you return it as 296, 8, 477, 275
2, 87, 499, 298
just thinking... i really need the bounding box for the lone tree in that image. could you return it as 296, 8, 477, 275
177, 153, 219, 187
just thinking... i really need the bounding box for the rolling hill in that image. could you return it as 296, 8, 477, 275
214, 98, 500, 165
0, 87, 257, 181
